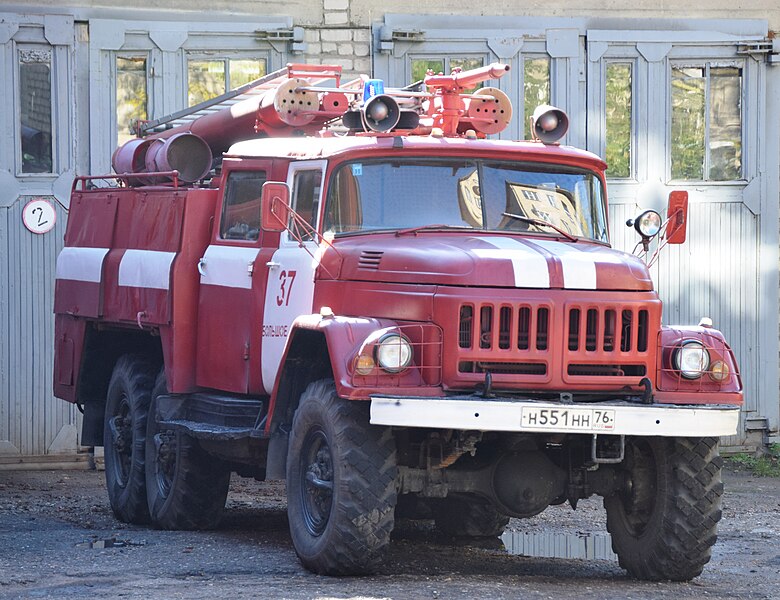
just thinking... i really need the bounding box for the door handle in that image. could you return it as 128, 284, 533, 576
266, 261, 281, 269
197, 258, 206, 277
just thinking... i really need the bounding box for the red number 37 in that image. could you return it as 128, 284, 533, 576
276, 270, 297, 306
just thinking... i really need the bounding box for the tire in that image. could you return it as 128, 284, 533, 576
103, 354, 157, 524
434, 494, 510, 538
286, 379, 397, 575
604, 436, 723, 581
145, 371, 230, 530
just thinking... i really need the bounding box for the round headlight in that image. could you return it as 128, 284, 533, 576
673, 340, 711, 379
375, 334, 413, 373
634, 209, 662, 238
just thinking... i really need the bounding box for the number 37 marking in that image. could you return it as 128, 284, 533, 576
276, 270, 297, 306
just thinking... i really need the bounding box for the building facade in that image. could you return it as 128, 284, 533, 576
1, 1, 778, 464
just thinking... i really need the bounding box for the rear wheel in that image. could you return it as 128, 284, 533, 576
145, 371, 230, 530
604, 436, 723, 581
103, 354, 157, 524
286, 379, 397, 575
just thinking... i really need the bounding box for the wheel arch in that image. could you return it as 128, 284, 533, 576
79, 324, 163, 446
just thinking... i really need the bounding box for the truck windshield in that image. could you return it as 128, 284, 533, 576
324, 159, 609, 242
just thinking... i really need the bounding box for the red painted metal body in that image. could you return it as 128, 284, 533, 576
53, 64, 742, 445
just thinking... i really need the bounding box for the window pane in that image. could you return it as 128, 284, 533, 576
709, 67, 742, 181
671, 67, 705, 180
412, 59, 445, 83
220, 170, 267, 241
116, 56, 147, 147
19, 50, 53, 173
229, 59, 266, 89
605, 63, 632, 179
290, 170, 323, 241
189, 60, 226, 106
324, 160, 608, 243
523, 58, 551, 139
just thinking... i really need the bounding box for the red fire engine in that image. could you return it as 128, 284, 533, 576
53, 63, 742, 579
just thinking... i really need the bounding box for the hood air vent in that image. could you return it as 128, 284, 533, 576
358, 250, 384, 270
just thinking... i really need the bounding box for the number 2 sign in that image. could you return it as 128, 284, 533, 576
22, 198, 57, 235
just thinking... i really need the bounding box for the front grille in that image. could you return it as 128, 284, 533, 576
566, 307, 649, 355
458, 303, 551, 352
459, 361, 547, 375
455, 300, 656, 383
567, 364, 646, 377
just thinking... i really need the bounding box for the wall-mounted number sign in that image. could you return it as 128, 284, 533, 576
22, 198, 57, 235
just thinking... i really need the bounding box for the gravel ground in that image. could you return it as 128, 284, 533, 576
0, 466, 779, 599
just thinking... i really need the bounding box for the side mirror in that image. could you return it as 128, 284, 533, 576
665, 190, 688, 245
261, 181, 290, 233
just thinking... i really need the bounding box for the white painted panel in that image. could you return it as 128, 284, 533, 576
55, 247, 109, 283
118, 249, 176, 290
199, 245, 259, 290
371, 397, 740, 437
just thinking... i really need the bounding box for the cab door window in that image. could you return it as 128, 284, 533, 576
220, 170, 267, 241
289, 169, 323, 241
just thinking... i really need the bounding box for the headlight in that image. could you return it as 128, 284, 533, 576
673, 340, 711, 379
634, 209, 662, 238
375, 334, 413, 373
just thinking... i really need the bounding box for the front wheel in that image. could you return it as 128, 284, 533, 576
604, 436, 723, 581
286, 379, 397, 575
145, 371, 230, 530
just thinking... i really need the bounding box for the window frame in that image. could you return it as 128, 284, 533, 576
114, 53, 151, 149
602, 58, 637, 182
218, 168, 268, 243
15, 42, 59, 177
184, 51, 270, 108
667, 58, 747, 184
283, 160, 327, 246
521, 53, 553, 140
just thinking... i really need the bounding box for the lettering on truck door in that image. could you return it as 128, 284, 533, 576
261, 160, 326, 394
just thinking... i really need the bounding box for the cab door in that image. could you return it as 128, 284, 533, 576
261, 160, 326, 393
195, 164, 275, 394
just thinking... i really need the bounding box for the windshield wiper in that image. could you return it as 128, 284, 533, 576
395, 224, 472, 236
501, 212, 578, 242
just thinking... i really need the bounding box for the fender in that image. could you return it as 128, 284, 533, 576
265, 313, 443, 434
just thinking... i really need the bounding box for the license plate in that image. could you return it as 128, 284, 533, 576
520, 406, 616, 431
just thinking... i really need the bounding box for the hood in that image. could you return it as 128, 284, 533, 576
330, 233, 653, 291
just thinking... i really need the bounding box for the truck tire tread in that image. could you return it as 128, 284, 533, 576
287, 379, 397, 575
145, 371, 230, 530
605, 436, 722, 581
103, 353, 158, 524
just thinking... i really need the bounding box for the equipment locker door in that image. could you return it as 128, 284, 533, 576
195, 164, 274, 394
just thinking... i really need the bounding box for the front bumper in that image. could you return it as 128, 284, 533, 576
369, 395, 740, 437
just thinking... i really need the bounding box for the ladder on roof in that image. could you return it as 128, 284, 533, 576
137, 64, 345, 136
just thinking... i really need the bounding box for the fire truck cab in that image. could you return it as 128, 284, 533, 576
53, 63, 742, 580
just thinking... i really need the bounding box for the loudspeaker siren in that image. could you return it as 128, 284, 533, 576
531, 105, 569, 144
361, 94, 401, 132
